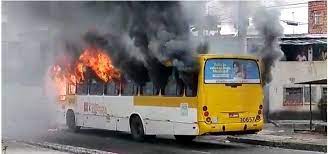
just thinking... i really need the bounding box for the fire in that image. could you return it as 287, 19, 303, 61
49, 47, 120, 96
49, 64, 69, 95
77, 47, 120, 83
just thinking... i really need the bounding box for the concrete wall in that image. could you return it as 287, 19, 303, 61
269, 61, 327, 120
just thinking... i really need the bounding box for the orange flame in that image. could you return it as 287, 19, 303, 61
77, 47, 120, 83
49, 47, 120, 97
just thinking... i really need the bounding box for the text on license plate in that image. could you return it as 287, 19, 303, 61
240, 117, 255, 123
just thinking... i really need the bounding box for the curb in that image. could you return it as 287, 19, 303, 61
227, 136, 327, 153
17, 140, 117, 154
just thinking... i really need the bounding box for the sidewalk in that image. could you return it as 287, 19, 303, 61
2, 140, 71, 154
202, 122, 327, 152
272, 120, 327, 132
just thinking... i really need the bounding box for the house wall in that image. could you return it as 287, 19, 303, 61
308, 1, 327, 34
269, 61, 327, 120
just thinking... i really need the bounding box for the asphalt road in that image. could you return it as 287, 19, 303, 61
18, 128, 321, 154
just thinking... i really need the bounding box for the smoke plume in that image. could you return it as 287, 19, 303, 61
2, 1, 284, 140
81, 2, 206, 90
253, 7, 284, 85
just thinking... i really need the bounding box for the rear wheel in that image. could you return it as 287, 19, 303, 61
174, 135, 196, 143
66, 110, 80, 132
130, 115, 145, 141
248, 130, 259, 134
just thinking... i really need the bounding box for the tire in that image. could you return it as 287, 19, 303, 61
66, 110, 80, 132
248, 130, 259, 134
174, 135, 196, 143
130, 115, 145, 141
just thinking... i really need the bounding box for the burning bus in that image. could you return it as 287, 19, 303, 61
50, 45, 264, 142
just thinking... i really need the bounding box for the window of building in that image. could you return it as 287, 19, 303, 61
283, 87, 303, 106
76, 82, 88, 95
89, 79, 104, 95
105, 82, 119, 96
314, 13, 321, 25
304, 86, 316, 103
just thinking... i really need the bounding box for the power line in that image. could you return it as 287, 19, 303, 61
263, 2, 308, 8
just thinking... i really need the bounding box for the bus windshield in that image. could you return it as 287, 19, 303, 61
204, 59, 260, 84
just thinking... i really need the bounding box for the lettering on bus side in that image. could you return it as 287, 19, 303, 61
83, 102, 107, 115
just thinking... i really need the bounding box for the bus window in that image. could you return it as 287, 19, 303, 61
68, 83, 76, 95
76, 82, 88, 95
142, 82, 157, 96
164, 69, 183, 96
122, 80, 138, 96
105, 82, 119, 96
204, 59, 260, 84
186, 72, 198, 97
89, 79, 104, 95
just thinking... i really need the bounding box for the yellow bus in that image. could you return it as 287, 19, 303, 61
58, 54, 264, 142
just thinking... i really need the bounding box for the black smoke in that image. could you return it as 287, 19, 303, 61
81, 2, 207, 90
253, 7, 284, 85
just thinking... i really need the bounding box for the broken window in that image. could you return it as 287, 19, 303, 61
76, 82, 88, 95
283, 87, 303, 106
105, 82, 119, 96
186, 72, 198, 97
122, 80, 138, 96
164, 69, 183, 97
89, 79, 104, 95
141, 82, 157, 96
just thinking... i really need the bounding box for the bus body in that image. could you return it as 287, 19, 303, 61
58, 54, 264, 140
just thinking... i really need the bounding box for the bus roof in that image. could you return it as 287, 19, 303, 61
198, 54, 259, 60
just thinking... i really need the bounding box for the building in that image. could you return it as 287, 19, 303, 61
269, 40, 327, 120
267, 1, 327, 120
308, 1, 327, 34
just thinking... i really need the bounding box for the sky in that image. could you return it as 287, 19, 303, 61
207, 0, 310, 35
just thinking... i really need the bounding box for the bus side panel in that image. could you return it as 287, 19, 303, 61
75, 95, 89, 127
134, 96, 199, 135
135, 105, 174, 135
103, 96, 134, 132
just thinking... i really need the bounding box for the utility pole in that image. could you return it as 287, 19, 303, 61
292, 12, 295, 34
237, 1, 248, 54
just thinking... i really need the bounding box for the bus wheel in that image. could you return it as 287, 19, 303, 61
66, 110, 80, 132
130, 115, 145, 141
174, 135, 196, 143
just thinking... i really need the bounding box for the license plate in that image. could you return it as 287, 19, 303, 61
229, 112, 239, 118
240, 117, 255, 123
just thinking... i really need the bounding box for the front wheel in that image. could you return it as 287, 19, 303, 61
130, 115, 145, 141
174, 135, 196, 143
66, 110, 80, 132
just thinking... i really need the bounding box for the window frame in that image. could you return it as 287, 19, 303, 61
283, 86, 304, 106
314, 12, 321, 25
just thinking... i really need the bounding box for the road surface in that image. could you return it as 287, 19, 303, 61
12, 128, 321, 154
